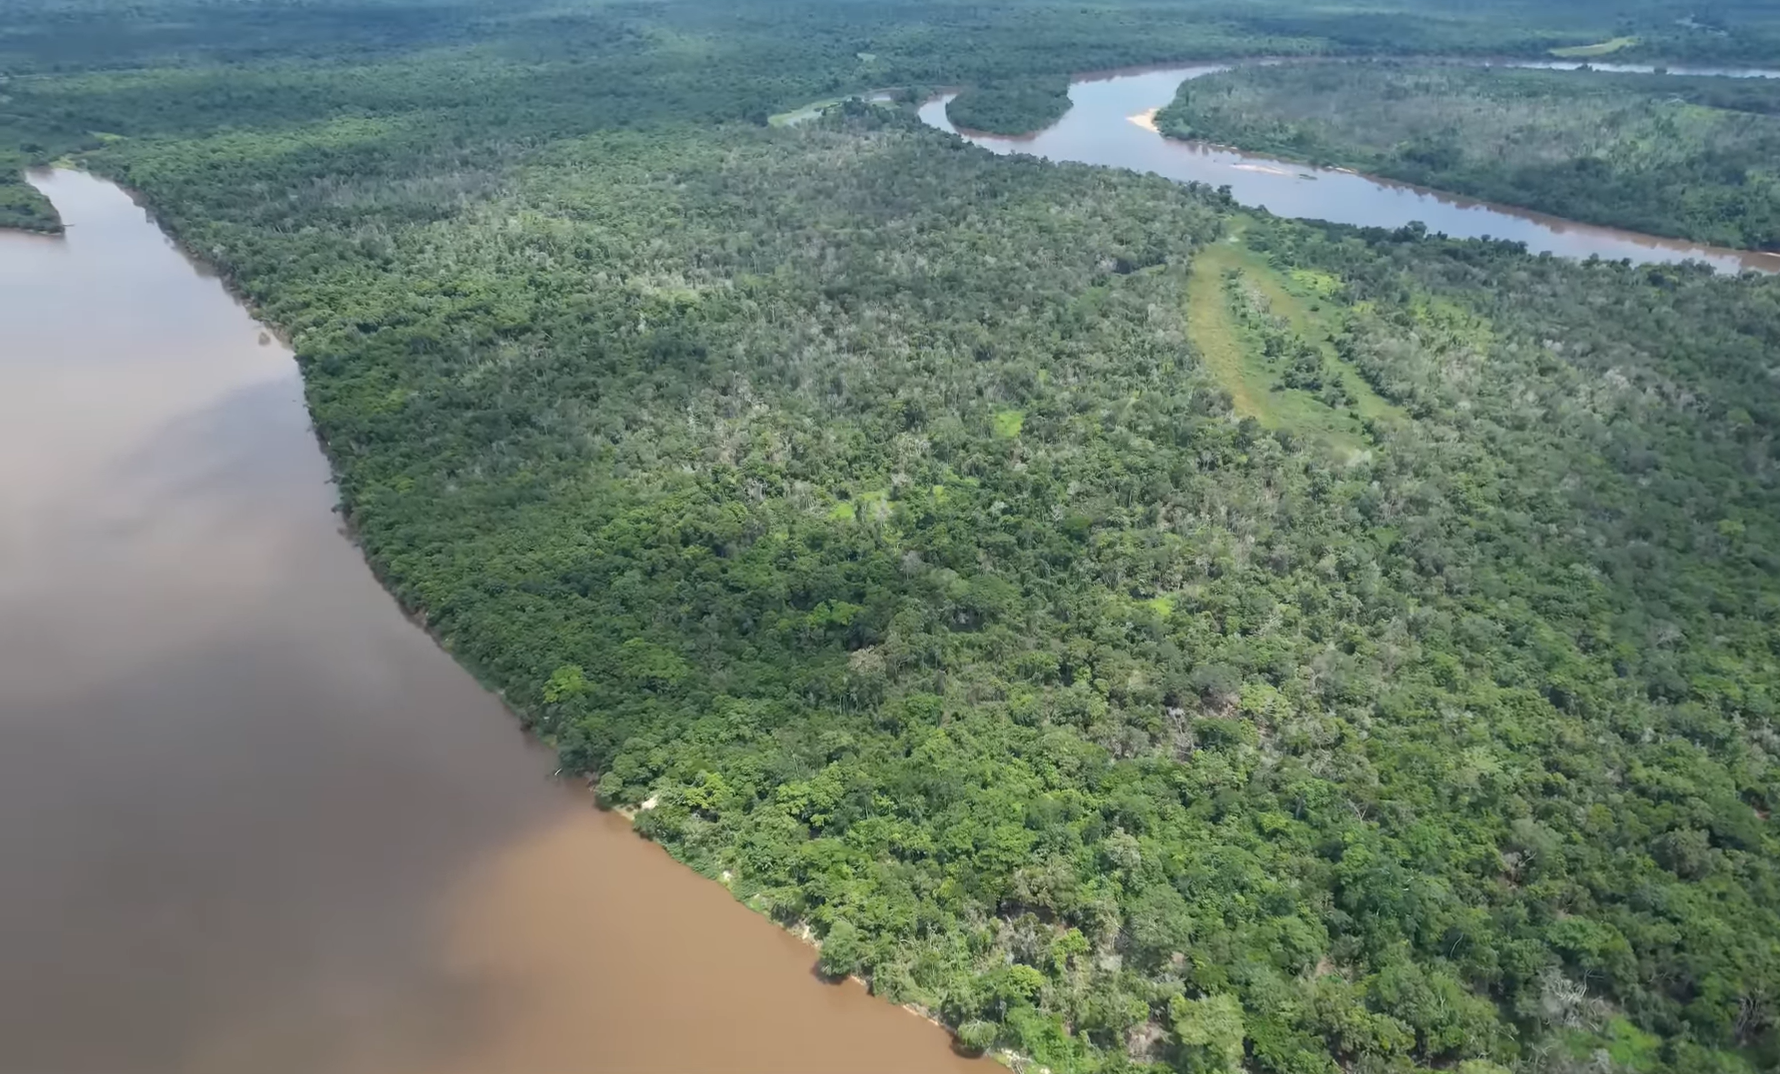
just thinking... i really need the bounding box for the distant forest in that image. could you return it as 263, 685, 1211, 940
1157, 64, 1780, 250
5, 1, 1780, 1072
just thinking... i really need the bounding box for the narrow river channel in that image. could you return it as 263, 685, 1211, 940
0, 170, 984, 1073
919, 65, 1780, 274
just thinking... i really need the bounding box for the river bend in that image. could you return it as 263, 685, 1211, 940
919, 64, 1780, 274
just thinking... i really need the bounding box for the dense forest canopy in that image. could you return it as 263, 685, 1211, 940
5, 2, 1780, 1073
0, 160, 60, 231
1155, 64, 1780, 251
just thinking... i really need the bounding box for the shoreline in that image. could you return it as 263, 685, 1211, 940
17, 42, 1776, 1064
612, 796, 1012, 1066
19, 168, 1003, 1069
3, 166, 66, 235
914, 62, 1780, 271
1140, 78, 1780, 260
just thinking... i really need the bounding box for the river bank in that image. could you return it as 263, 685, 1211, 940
1150, 60, 1780, 251
912, 62, 1780, 273
0, 169, 988, 1074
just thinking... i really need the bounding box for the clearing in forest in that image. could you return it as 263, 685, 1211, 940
1185, 236, 1399, 456
1549, 35, 1639, 57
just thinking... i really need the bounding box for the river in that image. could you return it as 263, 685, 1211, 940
0, 169, 984, 1073
918, 65, 1780, 274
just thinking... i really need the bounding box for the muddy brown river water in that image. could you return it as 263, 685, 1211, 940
0, 169, 982, 1073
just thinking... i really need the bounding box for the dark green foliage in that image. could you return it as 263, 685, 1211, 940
0, 169, 59, 232
819, 917, 866, 979
88, 94, 1780, 1066
947, 75, 1072, 135
5, 1, 1780, 1072
1157, 63, 1780, 250
0, 141, 60, 233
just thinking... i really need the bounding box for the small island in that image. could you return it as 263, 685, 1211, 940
945, 75, 1071, 134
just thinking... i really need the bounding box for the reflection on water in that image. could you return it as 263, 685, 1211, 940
0, 170, 982, 1074
920, 65, 1780, 274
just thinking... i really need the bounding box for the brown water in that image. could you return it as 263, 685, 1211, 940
0, 168, 984, 1073
920, 65, 1780, 274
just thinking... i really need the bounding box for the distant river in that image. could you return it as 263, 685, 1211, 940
919, 64, 1780, 274
0, 169, 984, 1074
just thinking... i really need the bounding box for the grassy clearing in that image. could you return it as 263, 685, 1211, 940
1186, 244, 1270, 420
768, 98, 845, 126
1236, 249, 1399, 426
1550, 35, 1639, 57
1186, 235, 1401, 457
770, 91, 899, 127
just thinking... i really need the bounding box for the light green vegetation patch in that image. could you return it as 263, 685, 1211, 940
1287, 267, 1340, 297
1550, 35, 1639, 56
828, 488, 892, 522
856, 488, 890, 519
1242, 252, 1399, 425
1186, 238, 1400, 457
1563, 1017, 1663, 1070
991, 408, 1024, 438
12, 1, 1780, 1070
768, 98, 845, 126
770, 94, 901, 127
1185, 245, 1267, 418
